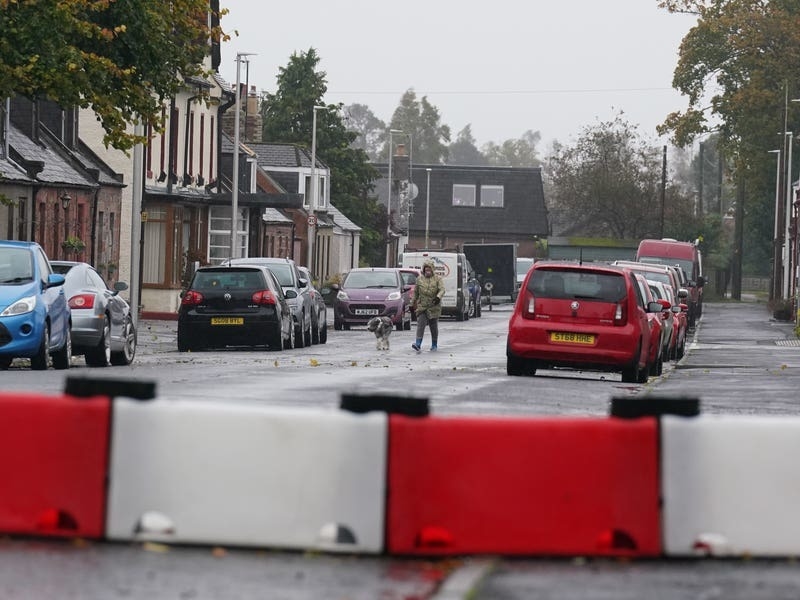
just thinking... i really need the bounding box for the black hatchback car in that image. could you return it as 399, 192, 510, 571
177, 266, 294, 351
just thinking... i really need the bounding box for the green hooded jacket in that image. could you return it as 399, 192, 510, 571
412, 260, 446, 319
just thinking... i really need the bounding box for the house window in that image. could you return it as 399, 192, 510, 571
304, 173, 326, 209
480, 185, 504, 208
208, 205, 248, 264
452, 184, 476, 207
142, 207, 167, 284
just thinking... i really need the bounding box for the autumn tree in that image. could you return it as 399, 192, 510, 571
658, 0, 800, 274
0, 0, 227, 150
546, 116, 677, 239
260, 48, 384, 267
384, 89, 451, 164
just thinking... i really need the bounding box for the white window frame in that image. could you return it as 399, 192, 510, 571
452, 184, 476, 207
480, 185, 504, 208
208, 205, 248, 264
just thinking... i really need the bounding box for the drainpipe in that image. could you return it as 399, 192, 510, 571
182, 91, 203, 187
167, 97, 176, 195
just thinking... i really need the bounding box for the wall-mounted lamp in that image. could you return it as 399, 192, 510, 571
60, 193, 72, 211
157, 171, 167, 183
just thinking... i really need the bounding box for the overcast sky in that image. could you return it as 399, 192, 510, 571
219, 1, 699, 152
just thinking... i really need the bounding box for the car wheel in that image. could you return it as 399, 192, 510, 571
86, 316, 111, 367
333, 318, 342, 331
303, 315, 312, 347
468, 298, 476, 318
111, 317, 137, 366
318, 321, 327, 344
403, 316, 411, 331
52, 327, 71, 370
476, 301, 482, 317
31, 327, 51, 370
396, 318, 404, 332
311, 314, 320, 345
283, 319, 295, 350
343, 323, 351, 331
621, 364, 638, 383
295, 316, 306, 348
177, 331, 192, 352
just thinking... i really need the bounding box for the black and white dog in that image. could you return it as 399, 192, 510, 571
366, 316, 393, 351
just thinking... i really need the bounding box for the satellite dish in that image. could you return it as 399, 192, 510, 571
408, 183, 419, 200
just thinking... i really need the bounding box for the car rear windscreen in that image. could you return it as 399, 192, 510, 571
529, 270, 626, 302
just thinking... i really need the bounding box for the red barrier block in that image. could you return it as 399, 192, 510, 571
0, 392, 110, 539
387, 415, 660, 556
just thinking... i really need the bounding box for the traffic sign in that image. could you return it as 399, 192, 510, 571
308, 215, 317, 226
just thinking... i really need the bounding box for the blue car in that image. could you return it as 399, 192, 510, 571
0, 241, 72, 370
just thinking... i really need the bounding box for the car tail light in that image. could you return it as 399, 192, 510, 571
252, 290, 277, 306
613, 302, 627, 325
522, 292, 536, 318
181, 290, 204, 306
68, 294, 95, 309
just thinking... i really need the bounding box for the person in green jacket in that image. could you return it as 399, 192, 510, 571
411, 260, 445, 352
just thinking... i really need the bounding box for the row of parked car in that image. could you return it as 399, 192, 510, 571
506, 258, 693, 383
0, 240, 137, 370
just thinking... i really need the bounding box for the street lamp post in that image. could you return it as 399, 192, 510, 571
425, 168, 431, 249
308, 105, 325, 272
231, 52, 256, 260
769, 148, 782, 301
386, 128, 403, 267
785, 132, 794, 299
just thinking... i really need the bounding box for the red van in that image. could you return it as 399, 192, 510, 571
636, 238, 704, 327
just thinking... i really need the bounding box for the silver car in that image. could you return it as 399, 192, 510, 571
50, 261, 137, 367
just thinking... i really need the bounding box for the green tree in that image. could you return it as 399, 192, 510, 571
448, 124, 487, 166
384, 89, 451, 164
343, 103, 385, 161
483, 130, 542, 167
546, 116, 686, 239
0, 0, 227, 150
658, 0, 800, 275
260, 48, 384, 266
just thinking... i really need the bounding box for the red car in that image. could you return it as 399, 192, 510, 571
506, 262, 663, 383
634, 273, 665, 377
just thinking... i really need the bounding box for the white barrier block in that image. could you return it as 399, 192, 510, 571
106, 400, 387, 553
663, 415, 800, 556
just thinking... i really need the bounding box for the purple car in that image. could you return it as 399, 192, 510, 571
332, 268, 412, 331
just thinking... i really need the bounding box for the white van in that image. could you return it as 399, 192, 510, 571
400, 251, 469, 321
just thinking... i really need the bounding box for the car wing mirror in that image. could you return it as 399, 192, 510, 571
113, 281, 129, 293
284, 289, 298, 299
47, 273, 66, 288
298, 278, 308, 288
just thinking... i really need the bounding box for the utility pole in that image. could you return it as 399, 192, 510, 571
731, 174, 745, 301
698, 142, 704, 217
659, 146, 667, 238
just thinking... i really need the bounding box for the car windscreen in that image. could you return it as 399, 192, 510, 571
529, 270, 626, 302
401, 272, 417, 285
192, 270, 265, 290
344, 271, 399, 289
0, 249, 34, 283
638, 256, 693, 279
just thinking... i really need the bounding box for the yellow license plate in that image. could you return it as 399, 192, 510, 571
550, 331, 595, 345
211, 317, 244, 326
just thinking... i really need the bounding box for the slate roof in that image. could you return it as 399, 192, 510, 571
327, 204, 361, 232
261, 207, 293, 224
0, 154, 30, 182
9, 124, 97, 188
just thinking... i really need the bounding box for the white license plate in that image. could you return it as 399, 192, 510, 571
355, 309, 379, 316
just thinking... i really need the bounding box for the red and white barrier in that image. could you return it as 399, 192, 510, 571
386, 414, 661, 556
105, 399, 387, 553
0, 392, 110, 539
662, 414, 800, 557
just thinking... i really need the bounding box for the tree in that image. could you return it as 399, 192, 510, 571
384, 89, 451, 164
657, 0, 800, 276
0, 0, 228, 151
482, 130, 542, 167
260, 48, 384, 267
546, 116, 676, 239
342, 103, 385, 161
448, 125, 487, 166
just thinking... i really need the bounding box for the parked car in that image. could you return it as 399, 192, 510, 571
506, 261, 663, 382
298, 266, 327, 344
223, 257, 314, 347
635, 273, 665, 377
0, 240, 71, 370
399, 268, 420, 320
50, 261, 137, 366
332, 267, 411, 331
177, 265, 294, 351
646, 279, 677, 363
515, 257, 535, 300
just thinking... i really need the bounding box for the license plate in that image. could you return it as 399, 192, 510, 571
211, 317, 244, 326
550, 331, 595, 345
355, 309, 379, 316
